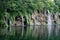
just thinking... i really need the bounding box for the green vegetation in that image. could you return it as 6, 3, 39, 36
0, 0, 60, 26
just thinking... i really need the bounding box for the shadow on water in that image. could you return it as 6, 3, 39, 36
0, 25, 60, 40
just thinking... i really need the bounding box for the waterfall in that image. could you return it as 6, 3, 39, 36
48, 10, 53, 38
22, 16, 24, 36
9, 21, 11, 32
5, 16, 11, 35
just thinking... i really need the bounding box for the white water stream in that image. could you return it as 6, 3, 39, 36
48, 10, 53, 38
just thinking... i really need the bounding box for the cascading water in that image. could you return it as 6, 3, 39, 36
48, 10, 53, 39
5, 16, 11, 35
22, 16, 24, 36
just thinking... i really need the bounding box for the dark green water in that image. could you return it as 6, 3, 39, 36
0, 25, 60, 40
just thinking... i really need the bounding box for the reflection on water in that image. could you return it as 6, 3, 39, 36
0, 25, 60, 40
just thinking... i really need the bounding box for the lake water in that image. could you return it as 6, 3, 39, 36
0, 25, 60, 40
